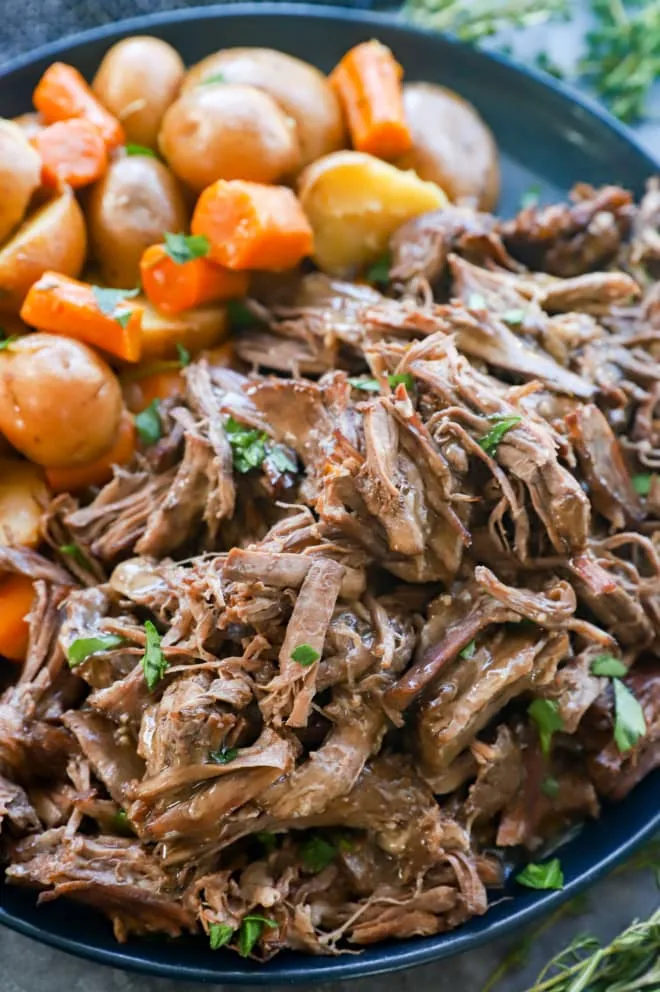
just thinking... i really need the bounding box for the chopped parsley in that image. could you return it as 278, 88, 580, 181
528, 698, 564, 757
163, 232, 210, 265
0, 334, 19, 350
632, 473, 653, 496
59, 542, 91, 570
114, 310, 133, 329
519, 184, 541, 209
198, 72, 227, 85
226, 300, 258, 330
591, 654, 627, 678
112, 809, 135, 836
141, 620, 168, 690
516, 857, 564, 890
348, 376, 381, 392
291, 644, 320, 666
613, 677, 647, 753
135, 399, 162, 446
176, 341, 191, 366
125, 143, 158, 158
238, 915, 277, 957
541, 776, 560, 800
459, 640, 477, 660
365, 255, 391, 283
478, 415, 522, 455
209, 922, 234, 950
209, 745, 239, 765
301, 835, 336, 873
91, 285, 140, 317
225, 417, 268, 474
267, 446, 298, 475
67, 634, 125, 667
388, 372, 415, 391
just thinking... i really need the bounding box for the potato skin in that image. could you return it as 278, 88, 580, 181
183, 48, 345, 167
159, 83, 301, 191
298, 150, 447, 276
0, 334, 123, 468
0, 188, 87, 313
0, 119, 42, 244
396, 83, 500, 211
92, 36, 185, 149
87, 155, 188, 288
0, 459, 47, 547
138, 296, 229, 360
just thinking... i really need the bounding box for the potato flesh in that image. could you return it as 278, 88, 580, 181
298, 151, 447, 276
0, 459, 47, 548
138, 297, 230, 360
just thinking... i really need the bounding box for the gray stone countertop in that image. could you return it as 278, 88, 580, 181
0, 2, 658, 990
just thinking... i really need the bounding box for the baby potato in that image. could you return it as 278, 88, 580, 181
0, 334, 122, 467
0, 119, 42, 244
12, 113, 44, 140
0, 188, 87, 313
396, 83, 500, 211
159, 83, 300, 191
138, 296, 229, 360
87, 155, 188, 288
298, 150, 447, 276
183, 47, 345, 167
0, 459, 47, 548
92, 36, 185, 149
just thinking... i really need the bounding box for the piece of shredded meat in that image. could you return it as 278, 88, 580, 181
2, 180, 660, 961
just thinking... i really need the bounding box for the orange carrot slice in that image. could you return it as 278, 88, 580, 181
0, 574, 35, 663
330, 41, 412, 160
20, 272, 142, 362
122, 366, 184, 413
140, 242, 249, 314
33, 118, 108, 188
45, 411, 135, 493
191, 180, 313, 271
33, 62, 125, 149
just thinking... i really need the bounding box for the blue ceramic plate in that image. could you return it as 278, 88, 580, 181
1, 4, 658, 982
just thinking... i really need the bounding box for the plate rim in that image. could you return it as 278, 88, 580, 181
0, 3, 659, 982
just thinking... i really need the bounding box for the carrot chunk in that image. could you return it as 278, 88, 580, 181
123, 366, 184, 413
20, 272, 142, 363
33, 118, 108, 188
191, 180, 313, 271
33, 62, 125, 149
140, 243, 249, 314
330, 41, 412, 160
0, 574, 36, 663
45, 411, 135, 493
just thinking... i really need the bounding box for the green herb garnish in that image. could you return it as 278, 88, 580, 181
164, 232, 210, 265
591, 654, 627, 678
632, 473, 653, 496
176, 342, 191, 367
238, 915, 277, 957
125, 143, 158, 158
613, 677, 646, 753
267, 446, 298, 474
365, 255, 391, 282
520, 184, 541, 209
114, 310, 133, 329
301, 835, 336, 873
141, 620, 168, 690
291, 644, 320, 666
209, 745, 239, 765
198, 72, 227, 85
0, 335, 19, 350
478, 415, 522, 455
348, 377, 381, 392
67, 635, 125, 667
59, 543, 91, 570
91, 286, 140, 317
516, 857, 564, 891
209, 923, 234, 950
225, 417, 268, 474
528, 698, 564, 757
459, 640, 476, 659
388, 372, 415, 391
135, 399, 162, 446
226, 300, 257, 330
112, 809, 135, 836
541, 776, 560, 800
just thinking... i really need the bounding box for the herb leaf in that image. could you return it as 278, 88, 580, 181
528, 698, 564, 757
112, 809, 135, 836
613, 677, 646, 753
238, 915, 277, 957
135, 399, 162, 446
209, 745, 239, 765
478, 415, 522, 455
92, 286, 140, 317
388, 372, 414, 391
59, 542, 91, 570
225, 417, 268, 473
0, 334, 19, 350
114, 310, 133, 329
67, 635, 125, 667
142, 620, 168, 690
226, 300, 257, 330
348, 376, 381, 392
291, 644, 320, 666
164, 232, 210, 265
301, 835, 336, 873
520, 184, 541, 209
459, 639, 476, 660
516, 857, 564, 890
267, 446, 298, 475
366, 255, 390, 282
632, 473, 653, 496
541, 776, 560, 800
209, 923, 234, 950
125, 143, 158, 158
199, 72, 227, 86
176, 342, 191, 367
591, 654, 627, 678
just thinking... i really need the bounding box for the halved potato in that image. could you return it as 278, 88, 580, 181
298, 150, 447, 275
138, 297, 229, 360
0, 189, 87, 312
396, 83, 500, 211
0, 459, 47, 548
0, 120, 42, 244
